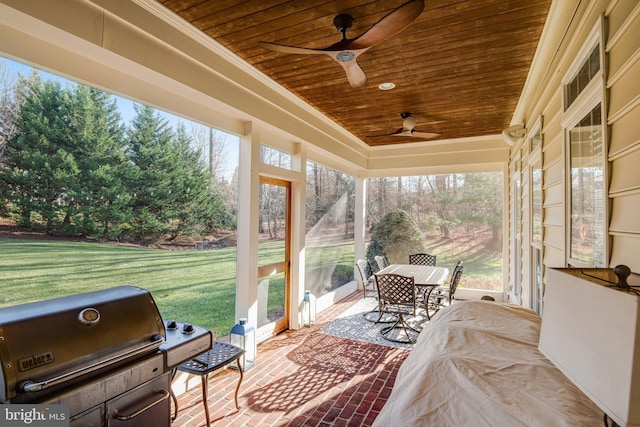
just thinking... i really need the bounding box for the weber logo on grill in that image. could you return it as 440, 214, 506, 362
19, 352, 54, 371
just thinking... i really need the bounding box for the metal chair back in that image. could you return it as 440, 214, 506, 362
356, 259, 376, 299
374, 255, 389, 271
450, 260, 463, 281
374, 273, 419, 343
408, 253, 437, 266
375, 273, 416, 310
448, 266, 464, 301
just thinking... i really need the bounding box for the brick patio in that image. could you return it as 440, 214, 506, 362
172, 291, 410, 426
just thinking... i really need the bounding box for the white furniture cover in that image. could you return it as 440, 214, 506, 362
372, 301, 602, 427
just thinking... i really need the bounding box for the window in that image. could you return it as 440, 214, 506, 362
529, 125, 542, 152
529, 119, 543, 248
563, 20, 607, 268
261, 145, 292, 169
565, 45, 600, 110
568, 105, 605, 266
527, 117, 543, 313
0, 57, 240, 338
304, 162, 355, 297
510, 161, 522, 303
532, 247, 543, 314
366, 172, 503, 291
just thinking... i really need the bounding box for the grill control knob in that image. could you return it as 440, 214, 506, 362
166, 320, 178, 331
182, 324, 195, 334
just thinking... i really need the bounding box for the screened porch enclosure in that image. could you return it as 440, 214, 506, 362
0, 0, 511, 340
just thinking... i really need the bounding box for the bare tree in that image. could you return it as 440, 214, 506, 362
0, 60, 23, 163
190, 124, 227, 180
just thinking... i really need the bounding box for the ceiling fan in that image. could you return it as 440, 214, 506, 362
370, 112, 441, 139
258, 0, 424, 88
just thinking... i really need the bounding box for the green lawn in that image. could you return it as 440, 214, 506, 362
0, 235, 502, 339
0, 237, 355, 338
0, 238, 237, 338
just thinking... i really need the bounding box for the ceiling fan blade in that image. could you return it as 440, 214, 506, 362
323, 52, 367, 87
350, 0, 424, 49
411, 131, 441, 139
366, 127, 404, 138
341, 60, 368, 88
391, 131, 415, 137
258, 41, 323, 56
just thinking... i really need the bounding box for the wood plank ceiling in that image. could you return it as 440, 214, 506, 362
157, 0, 552, 146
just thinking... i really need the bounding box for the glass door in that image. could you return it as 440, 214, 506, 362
257, 177, 291, 337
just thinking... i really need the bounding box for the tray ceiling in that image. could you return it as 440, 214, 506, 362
157, 0, 551, 146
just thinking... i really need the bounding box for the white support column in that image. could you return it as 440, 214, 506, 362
354, 175, 367, 289
235, 122, 261, 330
290, 142, 307, 329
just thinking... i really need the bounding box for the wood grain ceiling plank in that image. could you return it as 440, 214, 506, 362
197, 1, 335, 41
155, 0, 551, 146
157, 0, 206, 14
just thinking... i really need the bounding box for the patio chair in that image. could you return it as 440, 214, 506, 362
355, 259, 376, 299
427, 264, 464, 314
375, 273, 420, 344
356, 259, 396, 323
408, 253, 437, 266
374, 255, 389, 271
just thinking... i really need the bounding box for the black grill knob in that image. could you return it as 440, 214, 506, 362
182, 324, 194, 334
166, 320, 178, 331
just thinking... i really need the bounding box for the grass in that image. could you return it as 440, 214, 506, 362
0, 237, 357, 338
423, 232, 503, 291
0, 238, 237, 338
0, 232, 503, 338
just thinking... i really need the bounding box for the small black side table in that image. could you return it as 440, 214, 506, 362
173, 341, 245, 427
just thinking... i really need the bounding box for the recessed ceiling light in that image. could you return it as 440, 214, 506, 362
378, 82, 396, 91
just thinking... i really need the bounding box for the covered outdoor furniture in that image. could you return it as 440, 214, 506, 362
374, 255, 389, 271
371, 301, 601, 426
374, 273, 420, 344
408, 252, 437, 266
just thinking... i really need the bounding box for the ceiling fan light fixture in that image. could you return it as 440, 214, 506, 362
378, 82, 396, 90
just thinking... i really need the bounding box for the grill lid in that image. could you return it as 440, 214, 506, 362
0, 286, 165, 402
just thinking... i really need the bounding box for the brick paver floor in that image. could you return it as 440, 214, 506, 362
172, 291, 410, 426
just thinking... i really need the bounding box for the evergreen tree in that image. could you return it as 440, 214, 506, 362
2, 74, 232, 241
0, 73, 75, 230
125, 104, 176, 238
62, 85, 129, 238
0, 73, 129, 237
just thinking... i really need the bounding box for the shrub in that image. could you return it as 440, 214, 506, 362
365, 209, 428, 265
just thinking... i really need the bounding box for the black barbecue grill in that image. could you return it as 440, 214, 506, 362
0, 286, 212, 426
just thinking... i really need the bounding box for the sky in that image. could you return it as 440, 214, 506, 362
1, 56, 239, 180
